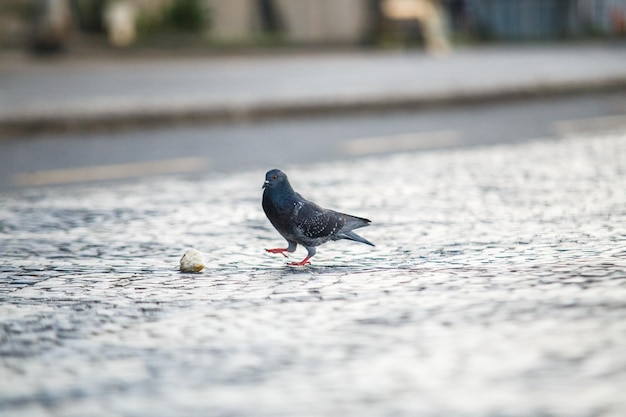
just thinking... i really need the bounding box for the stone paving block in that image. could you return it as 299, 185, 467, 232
0, 133, 625, 416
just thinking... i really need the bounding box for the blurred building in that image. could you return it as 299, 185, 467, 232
205, 0, 370, 43
0, 0, 625, 51
467, 0, 626, 39
202, 0, 626, 44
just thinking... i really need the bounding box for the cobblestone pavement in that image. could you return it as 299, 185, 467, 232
1, 133, 625, 417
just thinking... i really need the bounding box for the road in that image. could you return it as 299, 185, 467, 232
1, 92, 626, 190
3, 44, 626, 135
1, 125, 625, 417
2, 43, 626, 416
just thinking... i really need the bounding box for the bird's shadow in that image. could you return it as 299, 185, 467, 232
258, 261, 406, 276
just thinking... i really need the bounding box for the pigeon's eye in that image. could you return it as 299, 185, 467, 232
272, 175, 278, 180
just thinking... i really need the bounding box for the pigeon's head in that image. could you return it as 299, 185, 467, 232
263, 169, 289, 189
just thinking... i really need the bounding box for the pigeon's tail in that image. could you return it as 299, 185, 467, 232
337, 213, 373, 246
339, 230, 375, 247
341, 213, 371, 230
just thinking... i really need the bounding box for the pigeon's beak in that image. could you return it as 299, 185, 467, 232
262, 180, 269, 189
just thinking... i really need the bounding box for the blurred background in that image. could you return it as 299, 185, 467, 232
1, 0, 626, 53
1, 0, 626, 189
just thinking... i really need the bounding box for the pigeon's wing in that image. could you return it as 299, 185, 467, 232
293, 200, 345, 240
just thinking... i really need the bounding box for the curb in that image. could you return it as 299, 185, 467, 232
3, 77, 626, 138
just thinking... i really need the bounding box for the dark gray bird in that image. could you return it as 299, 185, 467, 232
262, 168, 374, 266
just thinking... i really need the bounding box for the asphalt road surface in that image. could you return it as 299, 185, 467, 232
1, 92, 626, 190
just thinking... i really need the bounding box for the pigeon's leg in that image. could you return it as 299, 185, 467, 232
266, 248, 289, 257
266, 240, 297, 258
288, 246, 316, 266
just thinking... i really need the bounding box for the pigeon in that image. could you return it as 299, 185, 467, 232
262, 168, 374, 266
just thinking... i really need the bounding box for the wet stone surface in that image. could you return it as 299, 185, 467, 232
1, 133, 625, 417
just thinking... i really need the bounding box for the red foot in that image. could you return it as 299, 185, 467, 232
288, 256, 311, 266
266, 248, 289, 258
